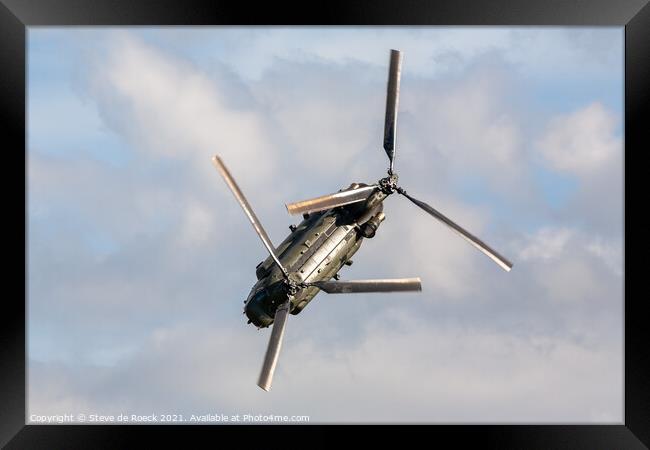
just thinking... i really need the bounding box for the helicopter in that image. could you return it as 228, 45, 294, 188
211, 49, 512, 391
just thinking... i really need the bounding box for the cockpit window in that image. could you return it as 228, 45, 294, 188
252, 289, 268, 303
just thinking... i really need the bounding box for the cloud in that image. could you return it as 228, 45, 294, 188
402, 56, 528, 195
177, 198, 217, 247
534, 102, 623, 235
88, 33, 279, 191
537, 102, 621, 175
586, 236, 623, 277
518, 227, 573, 262
136, 28, 621, 84
29, 316, 621, 423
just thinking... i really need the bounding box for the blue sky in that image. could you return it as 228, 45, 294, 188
28, 27, 623, 423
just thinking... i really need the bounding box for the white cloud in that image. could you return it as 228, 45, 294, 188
534, 102, 623, 236
395, 58, 534, 202
90, 33, 278, 187
585, 236, 623, 277
514, 226, 622, 311
518, 227, 573, 261
142, 28, 621, 84
29, 316, 622, 423
363, 195, 491, 300
177, 198, 217, 247
537, 102, 621, 175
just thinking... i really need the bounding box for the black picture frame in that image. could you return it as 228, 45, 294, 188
2, 0, 648, 448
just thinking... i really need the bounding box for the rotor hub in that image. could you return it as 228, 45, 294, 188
284, 273, 301, 296
379, 173, 399, 194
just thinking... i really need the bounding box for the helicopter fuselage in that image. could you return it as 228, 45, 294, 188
244, 184, 388, 328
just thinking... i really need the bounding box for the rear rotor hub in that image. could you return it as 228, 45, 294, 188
379, 173, 399, 195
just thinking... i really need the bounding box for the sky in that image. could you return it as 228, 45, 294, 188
27, 27, 624, 423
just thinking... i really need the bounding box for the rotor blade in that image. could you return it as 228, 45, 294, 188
212, 155, 288, 276
383, 49, 403, 174
285, 185, 377, 215
257, 301, 290, 391
307, 278, 422, 294
399, 189, 513, 272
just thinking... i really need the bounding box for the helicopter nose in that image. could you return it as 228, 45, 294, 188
244, 298, 274, 328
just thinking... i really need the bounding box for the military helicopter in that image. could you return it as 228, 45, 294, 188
212, 49, 512, 392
